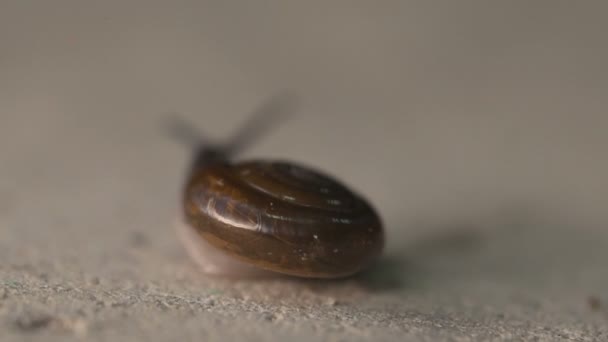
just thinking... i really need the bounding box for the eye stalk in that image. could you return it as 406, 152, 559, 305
166, 92, 296, 171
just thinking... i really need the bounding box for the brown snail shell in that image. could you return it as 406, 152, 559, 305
181, 159, 384, 279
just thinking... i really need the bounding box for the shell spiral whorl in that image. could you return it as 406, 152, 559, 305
183, 160, 384, 278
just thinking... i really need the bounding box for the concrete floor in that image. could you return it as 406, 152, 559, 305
1, 2, 608, 341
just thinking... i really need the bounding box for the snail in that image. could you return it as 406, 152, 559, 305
170, 95, 384, 279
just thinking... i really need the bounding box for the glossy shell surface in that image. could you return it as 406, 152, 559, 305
183, 160, 384, 278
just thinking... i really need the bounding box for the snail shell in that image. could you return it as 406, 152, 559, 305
181, 160, 384, 279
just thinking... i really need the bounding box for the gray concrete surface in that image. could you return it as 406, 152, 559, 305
1, 1, 608, 341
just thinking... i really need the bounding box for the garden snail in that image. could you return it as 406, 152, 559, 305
171, 95, 384, 279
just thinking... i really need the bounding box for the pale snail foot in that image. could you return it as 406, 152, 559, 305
174, 216, 275, 277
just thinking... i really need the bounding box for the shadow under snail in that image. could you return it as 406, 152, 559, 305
171, 95, 384, 279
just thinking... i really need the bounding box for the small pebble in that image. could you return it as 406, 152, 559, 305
202, 298, 216, 306
155, 299, 171, 311
324, 297, 339, 306
262, 312, 283, 322
14, 311, 54, 331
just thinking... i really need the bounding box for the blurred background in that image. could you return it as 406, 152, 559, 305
1, 1, 607, 339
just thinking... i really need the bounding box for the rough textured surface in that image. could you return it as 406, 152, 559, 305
2, 1, 608, 341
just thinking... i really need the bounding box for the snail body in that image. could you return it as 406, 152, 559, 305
173, 96, 384, 279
